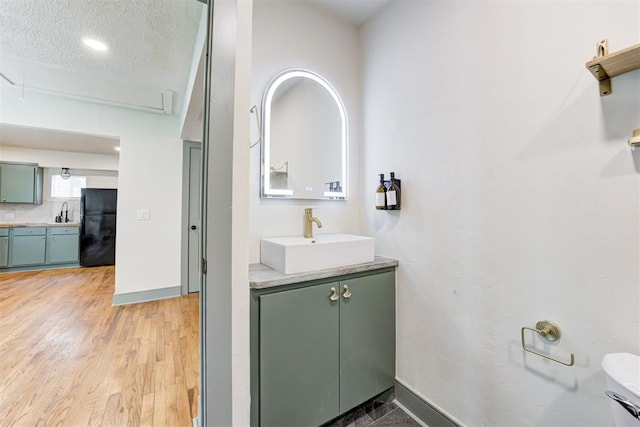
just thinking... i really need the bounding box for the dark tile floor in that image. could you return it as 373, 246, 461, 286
323, 401, 422, 427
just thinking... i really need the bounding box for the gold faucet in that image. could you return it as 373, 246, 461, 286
304, 208, 322, 238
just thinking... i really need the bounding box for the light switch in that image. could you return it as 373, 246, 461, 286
136, 209, 150, 220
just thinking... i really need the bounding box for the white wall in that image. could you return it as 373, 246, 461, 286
181, 7, 208, 143
249, 0, 361, 262
0, 84, 183, 297
202, 0, 252, 424
361, 1, 640, 425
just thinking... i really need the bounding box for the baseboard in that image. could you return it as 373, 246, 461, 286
395, 379, 463, 427
0, 263, 80, 273
112, 286, 181, 306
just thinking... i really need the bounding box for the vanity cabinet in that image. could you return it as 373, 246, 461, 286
9, 227, 47, 266
251, 268, 395, 427
0, 163, 43, 204
46, 227, 80, 264
0, 229, 8, 267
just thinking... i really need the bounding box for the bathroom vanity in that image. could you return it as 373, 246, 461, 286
250, 257, 398, 427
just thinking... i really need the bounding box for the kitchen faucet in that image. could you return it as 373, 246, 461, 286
60, 202, 69, 223
304, 208, 322, 238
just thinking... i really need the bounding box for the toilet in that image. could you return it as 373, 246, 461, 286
602, 353, 640, 426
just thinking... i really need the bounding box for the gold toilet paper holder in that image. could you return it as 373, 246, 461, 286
521, 320, 575, 366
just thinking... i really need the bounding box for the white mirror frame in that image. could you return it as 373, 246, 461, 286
260, 69, 348, 199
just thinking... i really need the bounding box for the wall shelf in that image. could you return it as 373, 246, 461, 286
585, 39, 640, 96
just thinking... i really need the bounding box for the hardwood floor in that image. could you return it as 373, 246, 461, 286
0, 267, 199, 426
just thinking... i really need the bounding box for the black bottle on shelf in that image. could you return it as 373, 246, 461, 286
387, 172, 400, 210
375, 174, 387, 210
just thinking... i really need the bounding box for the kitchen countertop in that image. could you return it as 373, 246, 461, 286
0, 222, 80, 228
249, 256, 398, 289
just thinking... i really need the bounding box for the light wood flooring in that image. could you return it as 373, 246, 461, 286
0, 266, 199, 426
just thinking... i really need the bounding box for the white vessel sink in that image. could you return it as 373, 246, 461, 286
260, 233, 375, 274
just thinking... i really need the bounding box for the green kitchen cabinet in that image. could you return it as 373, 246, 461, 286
0, 162, 43, 204
0, 229, 8, 267
46, 227, 80, 264
9, 227, 47, 266
251, 268, 395, 427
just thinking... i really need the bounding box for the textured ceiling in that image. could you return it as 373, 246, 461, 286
0, 0, 204, 114
300, 0, 390, 26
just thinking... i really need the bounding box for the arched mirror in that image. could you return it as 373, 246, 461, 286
260, 69, 347, 199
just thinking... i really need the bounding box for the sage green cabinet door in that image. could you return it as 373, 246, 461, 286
0, 164, 36, 204
260, 283, 340, 427
10, 235, 46, 266
0, 236, 8, 267
46, 233, 79, 264
339, 271, 395, 412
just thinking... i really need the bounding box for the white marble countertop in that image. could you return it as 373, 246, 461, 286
249, 256, 398, 289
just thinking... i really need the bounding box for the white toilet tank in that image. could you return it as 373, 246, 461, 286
602, 353, 640, 426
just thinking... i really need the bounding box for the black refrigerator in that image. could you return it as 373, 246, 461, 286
80, 188, 117, 267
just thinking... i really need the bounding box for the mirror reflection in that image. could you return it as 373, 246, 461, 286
261, 69, 347, 199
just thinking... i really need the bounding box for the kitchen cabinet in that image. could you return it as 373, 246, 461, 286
0, 162, 43, 204
9, 227, 47, 266
46, 227, 80, 264
1, 225, 80, 271
251, 268, 395, 427
0, 229, 8, 267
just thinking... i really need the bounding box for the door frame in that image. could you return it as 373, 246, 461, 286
181, 140, 202, 295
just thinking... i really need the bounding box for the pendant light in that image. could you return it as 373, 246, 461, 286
61, 168, 71, 179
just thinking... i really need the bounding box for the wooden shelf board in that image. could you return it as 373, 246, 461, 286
586, 43, 640, 79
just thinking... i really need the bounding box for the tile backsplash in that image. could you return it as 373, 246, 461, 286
0, 199, 81, 224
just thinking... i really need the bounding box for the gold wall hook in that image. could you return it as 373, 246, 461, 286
628, 129, 640, 148
596, 39, 609, 58
521, 320, 575, 366
270, 161, 288, 174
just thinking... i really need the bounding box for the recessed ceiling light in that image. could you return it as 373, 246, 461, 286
82, 38, 108, 52
114, 146, 121, 151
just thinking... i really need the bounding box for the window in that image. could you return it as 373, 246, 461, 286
51, 175, 86, 198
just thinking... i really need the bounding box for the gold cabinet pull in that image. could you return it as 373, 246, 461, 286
342, 285, 352, 299
329, 287, 339, 301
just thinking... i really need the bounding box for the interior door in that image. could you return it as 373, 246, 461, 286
187, 143, 201, 293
